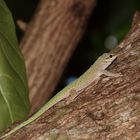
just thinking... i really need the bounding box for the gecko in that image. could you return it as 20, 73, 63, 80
0, 53, 121, 139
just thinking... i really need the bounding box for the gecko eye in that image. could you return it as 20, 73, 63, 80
109, 54, 113, 58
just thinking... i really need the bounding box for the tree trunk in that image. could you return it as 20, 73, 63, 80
21, 0, 96, 113
2, 11, 140, 140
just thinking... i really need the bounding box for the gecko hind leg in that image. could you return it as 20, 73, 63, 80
65, 89, 79, 105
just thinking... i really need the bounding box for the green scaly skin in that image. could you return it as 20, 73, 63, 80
1, 53, 121, 139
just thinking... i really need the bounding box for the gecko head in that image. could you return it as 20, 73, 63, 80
99, 53, 117, 69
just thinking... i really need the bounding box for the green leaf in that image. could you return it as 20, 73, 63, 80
0, 0, 30, 131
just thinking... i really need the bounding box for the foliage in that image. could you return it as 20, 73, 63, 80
0, 0, 29, 132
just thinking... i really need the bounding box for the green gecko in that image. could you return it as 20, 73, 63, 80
1, 53, 121, 139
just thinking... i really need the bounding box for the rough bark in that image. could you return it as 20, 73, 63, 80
1, 11, 140, 140
21, 0, 96, 113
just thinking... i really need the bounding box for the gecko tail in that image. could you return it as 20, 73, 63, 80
1, 119, 30, 139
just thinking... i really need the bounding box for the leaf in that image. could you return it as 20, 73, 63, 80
0, 0, 30, 131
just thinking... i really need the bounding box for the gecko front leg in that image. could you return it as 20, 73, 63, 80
103, 70, 122, 77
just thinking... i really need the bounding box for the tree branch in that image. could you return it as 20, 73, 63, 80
20, 0, 96, 113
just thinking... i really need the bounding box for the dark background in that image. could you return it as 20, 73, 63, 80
5, 0, 140, 89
